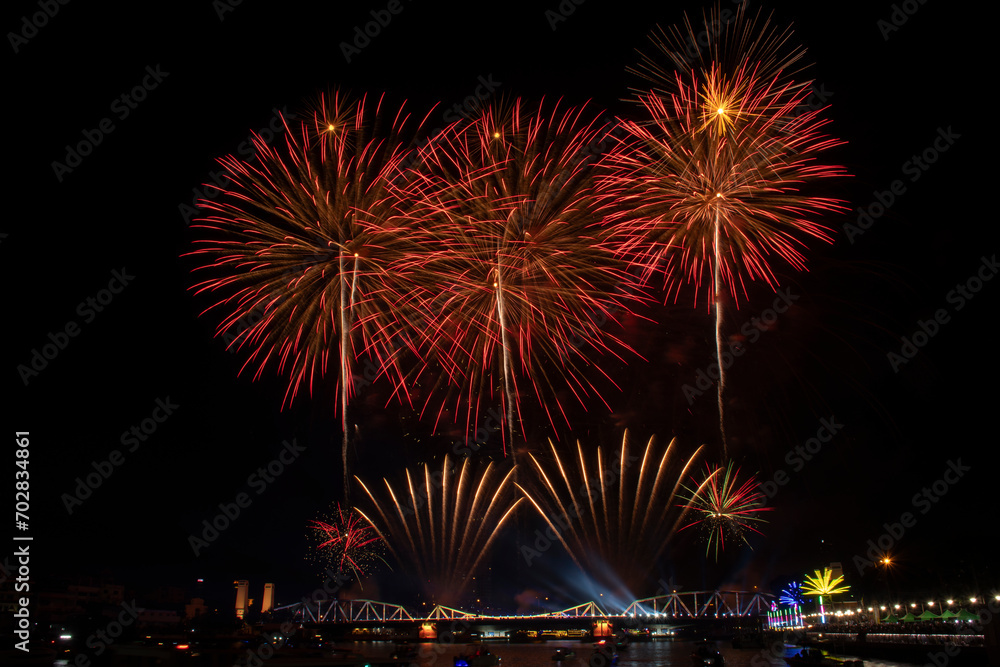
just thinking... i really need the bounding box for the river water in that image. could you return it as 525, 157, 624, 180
338, 639, 920, 666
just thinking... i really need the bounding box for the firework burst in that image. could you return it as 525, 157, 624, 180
517, 431, 704, 595
678, 461, 771, 560
601, 8, 847, 455
601, 75, 846, 307
780, 581, 806, 607
354, 455, 522, 606
308, 503, 387, 581
396, 99, 645, 452
779, 580, 807, 627
189, 92, 433, 496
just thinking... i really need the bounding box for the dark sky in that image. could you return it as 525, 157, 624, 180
7, 0, 994, 612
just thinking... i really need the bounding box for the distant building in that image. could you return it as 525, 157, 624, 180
234, 580, 249, 619
262, 583, 275, 614
138, 608, 182, 628
185, 597, 208, 620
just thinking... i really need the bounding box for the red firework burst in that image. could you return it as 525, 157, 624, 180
394, 99, 646, 449
189, 91, 427, 406
309, 503, 386, 579
187, 91, 445, 496
599, 70, 847, 307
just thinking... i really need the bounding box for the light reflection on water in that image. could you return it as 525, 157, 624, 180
46, 640, 924, 667
337, 639, 920, 666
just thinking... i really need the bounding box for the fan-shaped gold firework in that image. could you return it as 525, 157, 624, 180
354, 455, 522, 606
517, 431, 704, 594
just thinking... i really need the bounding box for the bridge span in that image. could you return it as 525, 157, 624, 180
272, 590, 771, 639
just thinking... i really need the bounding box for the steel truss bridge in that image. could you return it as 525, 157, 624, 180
274, 590, 772, 625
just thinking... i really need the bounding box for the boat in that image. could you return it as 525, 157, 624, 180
785, 647, 864, 665
454, 646, 502, 666
691, 643, 725, 666
551, 648, 577, 661
590, 640, 619, 664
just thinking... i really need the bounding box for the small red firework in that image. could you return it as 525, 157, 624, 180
309, 503, 386, 579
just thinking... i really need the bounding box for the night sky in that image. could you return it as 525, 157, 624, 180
7, 0, 995, 612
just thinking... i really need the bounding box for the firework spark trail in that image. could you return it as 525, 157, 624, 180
518, 431, 704, 594
189, 92, 438, 500
493, 255, 516, 445
355, 455, 522, 605
394, 99, 646, 454
678, 461, 771, 560
713, 209, 728, 454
